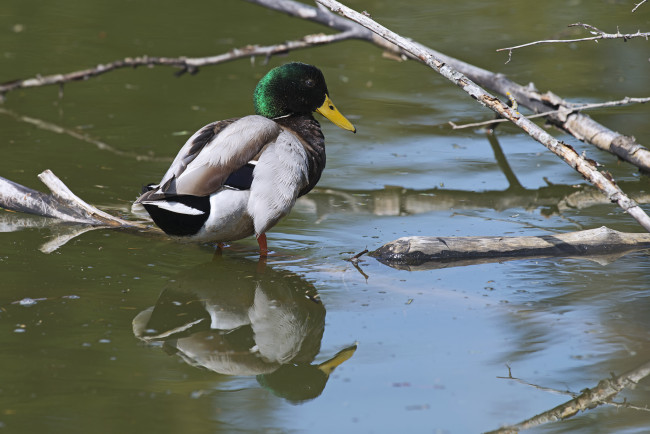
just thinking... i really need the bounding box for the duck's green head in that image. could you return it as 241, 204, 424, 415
254, 62, 355, 133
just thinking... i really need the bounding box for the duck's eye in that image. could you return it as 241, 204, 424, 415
304, 78, 315, 88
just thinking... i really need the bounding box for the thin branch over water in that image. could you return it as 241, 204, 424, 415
488, 360, 650, 433
497, 22, 650, 63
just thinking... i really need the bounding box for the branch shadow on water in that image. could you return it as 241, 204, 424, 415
300, 131, 650, 223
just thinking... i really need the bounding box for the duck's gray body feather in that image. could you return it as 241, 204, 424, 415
135, 114, 324, 242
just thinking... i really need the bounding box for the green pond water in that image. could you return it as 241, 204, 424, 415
1, 1, 649, 432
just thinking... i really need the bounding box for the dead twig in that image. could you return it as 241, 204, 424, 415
497, 364, 577, 398
449, 96, 650, 130
489, 360, 650, 433
632, 0, 647, 13
497, 22, 650, 63
349, 248, 369, 262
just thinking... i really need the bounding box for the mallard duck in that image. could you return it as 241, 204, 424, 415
134, 62, 355, 255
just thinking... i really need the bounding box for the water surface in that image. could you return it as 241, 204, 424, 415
1, 0, 649, 432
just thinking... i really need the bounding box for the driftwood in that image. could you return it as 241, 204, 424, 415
371, 227, 650, 270
0, 170, 161, 252
0, 170, 146, 228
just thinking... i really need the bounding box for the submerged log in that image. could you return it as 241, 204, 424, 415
371, 227, 650, 269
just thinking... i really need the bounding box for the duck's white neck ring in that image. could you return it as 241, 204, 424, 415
272, 114, 292, 120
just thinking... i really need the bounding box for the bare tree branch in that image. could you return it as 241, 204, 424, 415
488, 360, 650, 433
449, 96, 650, 130
317, 0, 650, 232
497, 22, 650, 62
0, 31, 357, 98
497, 364, 578, 398
632, 0, 647, 12
3, 0, 650, 173
244, 0, 650, 174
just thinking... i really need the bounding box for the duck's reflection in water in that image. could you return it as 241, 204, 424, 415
133, 257, 356, 403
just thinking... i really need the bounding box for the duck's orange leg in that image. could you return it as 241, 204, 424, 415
212, 242, 225, 260
257, 233, 268, 257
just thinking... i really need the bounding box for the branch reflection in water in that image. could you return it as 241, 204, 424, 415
296, 178, 650, 222
1, 173, 649, 254
132, 257, 356, 404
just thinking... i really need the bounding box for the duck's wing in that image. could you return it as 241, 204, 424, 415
159, 118, 238, 188
137, 115, 281, 201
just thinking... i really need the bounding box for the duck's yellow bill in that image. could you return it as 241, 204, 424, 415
317, 344, 357, 375
316, 95, 356, 133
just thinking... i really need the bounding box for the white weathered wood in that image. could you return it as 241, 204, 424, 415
38, 170, 136, 227
0, 170, 145, 228
246, 0, 650, 173
371, 227, 650, 268
0, 175, 90, 223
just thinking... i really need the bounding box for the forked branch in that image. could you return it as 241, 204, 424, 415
487, 360, 650, 433
632, 0, 647, 13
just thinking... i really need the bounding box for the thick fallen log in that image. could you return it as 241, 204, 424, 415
370, 227, 650, 270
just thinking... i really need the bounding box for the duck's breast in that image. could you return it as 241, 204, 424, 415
247, 130, 310, 236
